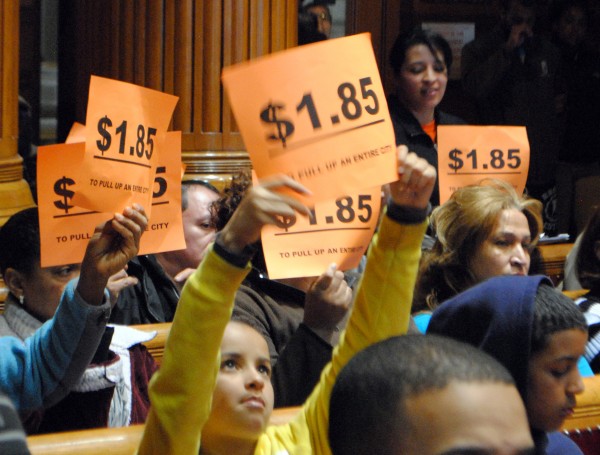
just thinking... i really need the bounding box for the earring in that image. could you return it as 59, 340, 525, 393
18, 295, 24, 306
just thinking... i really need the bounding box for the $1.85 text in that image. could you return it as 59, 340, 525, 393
448, 148, 521, 172
279, 195, 373, 232
96, 116, 158, 160
261, 77, 380, 148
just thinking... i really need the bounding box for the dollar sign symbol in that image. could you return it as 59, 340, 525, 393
54, 176, 76, 214
278, 215, 296, 233
260, 103, 294, 148
448, 148, 464, 173
96, 115, 112, 153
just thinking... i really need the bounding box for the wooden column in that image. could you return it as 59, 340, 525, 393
0, 1, 34, 224
58, 0, 298, 189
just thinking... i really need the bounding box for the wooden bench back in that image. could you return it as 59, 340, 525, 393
562, 374, 600, 432
28, 407, 302, 454
537, 242, 574, 286
27, 372, 600, 455
130, 323, 171, 366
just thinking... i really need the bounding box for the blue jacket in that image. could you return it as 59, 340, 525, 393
0, 279, 111, 411
427, 275, 583, 454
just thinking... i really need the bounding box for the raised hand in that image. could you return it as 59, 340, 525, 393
218, 175, 311, 254
303, 263, 353, 344
387, 145, 437, 210
106, 266, 139, 307
78, 204, 148, 305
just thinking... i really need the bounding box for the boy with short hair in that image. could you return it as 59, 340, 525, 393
329, 333, 535, 455
428, 275, 587, 454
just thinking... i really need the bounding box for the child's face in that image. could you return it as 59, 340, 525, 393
204, 321, 274, 443
526, 329, 587, 431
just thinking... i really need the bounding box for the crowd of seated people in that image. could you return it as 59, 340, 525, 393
3, 1, 600, 453
2, 159, 597, 453
136, 145, 437, 454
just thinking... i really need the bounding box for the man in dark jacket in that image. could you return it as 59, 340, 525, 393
110, 181, 220, 324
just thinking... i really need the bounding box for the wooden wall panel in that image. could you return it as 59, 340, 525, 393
58, 0, 298, 188
345, 0, 401, 97
0, 0, 34, 224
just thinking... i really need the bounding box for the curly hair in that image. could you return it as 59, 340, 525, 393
210, 170, 269, 275
413, 179, 543, 312
211, 170, 253, 231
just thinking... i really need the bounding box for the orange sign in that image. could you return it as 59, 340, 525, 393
222, 33, 397, 203
66, 122, 86, 144
71, 76, 178, 214
138, 131, 186, 255
437, 125, 530, 204
261, 187, 381, 279
37, 142, 108, 267
37, 138, 185, 267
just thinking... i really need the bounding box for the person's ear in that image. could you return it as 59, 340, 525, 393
4, 268, 25, 300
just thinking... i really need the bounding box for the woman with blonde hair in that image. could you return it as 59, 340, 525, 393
413, 179, 543, 317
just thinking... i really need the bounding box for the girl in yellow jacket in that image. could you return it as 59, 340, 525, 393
138, 146, 436, 455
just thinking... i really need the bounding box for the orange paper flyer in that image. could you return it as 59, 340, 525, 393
37, 142, 109, 267
138, 131, 186, 255
71, 75, 179, 215
66, 121, 86, 144
437, 125, 530, 203
261, 186, 381, 279
222, 33, 397, 203
37, 137, 186, 267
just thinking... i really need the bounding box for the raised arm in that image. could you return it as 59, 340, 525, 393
287, 146, 436, 452
0, 205, 147, 411
138, 176, 310, 455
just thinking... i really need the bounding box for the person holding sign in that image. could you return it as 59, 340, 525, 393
388, 29, 464, 207
212, 170, 354, 408
0, 207, 157, 433
137, 146, 436, 454
0, 205, 147, 431
110, 180, 220, 325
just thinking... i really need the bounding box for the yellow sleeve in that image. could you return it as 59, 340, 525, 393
258, 214, 426, 454
137, 248, 250, 455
